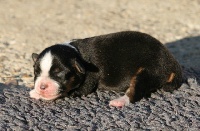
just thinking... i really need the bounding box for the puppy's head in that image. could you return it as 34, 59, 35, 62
30, 44, 85, 100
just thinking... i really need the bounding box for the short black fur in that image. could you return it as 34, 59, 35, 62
33, 31, 183, 102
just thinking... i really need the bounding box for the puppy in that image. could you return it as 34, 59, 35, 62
30, 31, 183, 107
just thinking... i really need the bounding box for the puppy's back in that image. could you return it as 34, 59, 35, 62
71, 31, 182, 92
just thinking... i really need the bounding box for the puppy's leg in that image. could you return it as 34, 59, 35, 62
109, 76, 137, 108
109, 68, 144, 108
30, 89, 41, 99
109, 94, 130, 107
70, 73, 99, 97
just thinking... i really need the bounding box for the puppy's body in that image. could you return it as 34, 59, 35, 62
30, 31, 183, 107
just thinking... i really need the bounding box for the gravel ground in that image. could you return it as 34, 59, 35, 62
0, 0, 200, 130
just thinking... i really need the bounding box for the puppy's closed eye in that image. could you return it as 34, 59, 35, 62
53, 68, 72, 80
53, 68, 62, 74
53, 68, 66, 78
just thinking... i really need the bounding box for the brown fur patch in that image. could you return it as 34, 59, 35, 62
167, 73, 175, 83
136, 67, 144, 74
126, 67, 144, 103
75, 63, 82, 73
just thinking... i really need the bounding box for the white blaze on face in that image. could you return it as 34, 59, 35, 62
40, 51, 53, 77
30, 51, 61, 100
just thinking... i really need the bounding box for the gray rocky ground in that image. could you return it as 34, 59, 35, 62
0, 0, 200, 130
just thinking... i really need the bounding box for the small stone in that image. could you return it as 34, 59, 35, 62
4, 78, 18, 86
0, 56, 8, 62
21, 73, 32, 78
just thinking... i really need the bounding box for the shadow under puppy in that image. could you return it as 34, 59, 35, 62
30, 31, 183, 108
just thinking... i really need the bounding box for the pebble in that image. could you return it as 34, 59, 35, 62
4, 78, 18, 86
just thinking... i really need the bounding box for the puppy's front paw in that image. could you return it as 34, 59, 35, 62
29, 90, 41, 99
109, 95, 130, 108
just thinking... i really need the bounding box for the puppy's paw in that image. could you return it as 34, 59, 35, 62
29, 89, 41, 99
109, 95, 130, 108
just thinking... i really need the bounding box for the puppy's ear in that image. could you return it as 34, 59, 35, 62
32, 53, 39, 63
73, 59, 85, 74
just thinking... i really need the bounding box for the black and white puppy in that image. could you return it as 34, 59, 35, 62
30, 31, 183, 107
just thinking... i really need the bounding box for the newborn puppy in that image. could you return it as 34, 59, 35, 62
30, 31, 183, 107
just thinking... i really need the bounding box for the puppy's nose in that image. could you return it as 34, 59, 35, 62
40, 84, 48, 90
